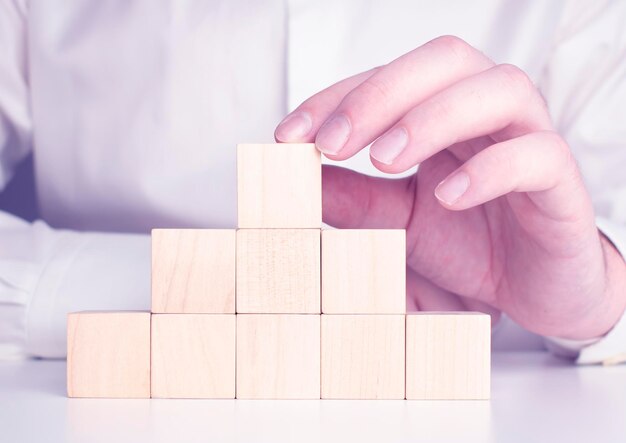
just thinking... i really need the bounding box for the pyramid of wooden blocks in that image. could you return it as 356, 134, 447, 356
67, 142, 491, 400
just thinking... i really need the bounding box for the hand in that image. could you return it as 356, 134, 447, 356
275, 35, 626, 340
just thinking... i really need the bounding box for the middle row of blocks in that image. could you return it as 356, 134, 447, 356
151, 228, 406, 314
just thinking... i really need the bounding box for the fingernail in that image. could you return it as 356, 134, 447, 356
316, 114, 351, 155
275, 111, 313, 141
435, 171, 470, 205
370, 127, 408, 165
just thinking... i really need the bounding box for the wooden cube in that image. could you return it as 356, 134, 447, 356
237, 143, 321, 228
67, 311, 150, 398
406, 313, 491, 400
237, 229, 320, 313
151, 314, 235, 399
321, 315, 405, 399
236, 314, 320, 399
322, 229, 406, 314
151, 229, 235, 313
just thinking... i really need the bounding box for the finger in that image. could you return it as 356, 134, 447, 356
370, 63, 553, 173
432, 131, 582, 218
274, 68, 378, 143
322, 164, 414, 229
314, 35, 494, 159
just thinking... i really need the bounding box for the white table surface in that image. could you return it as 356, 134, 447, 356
1, 352, 624, 443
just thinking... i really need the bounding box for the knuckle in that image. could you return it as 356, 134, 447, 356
430, 35, 474, 61
479, 146, 508, 174
496, 63, 534, 94
492, 141, 519, 174
545, 131, 574, 166
424, 96, 455, 124
535, 88, 549, 111
543, 131, 582, 188
353, 76, 395, 106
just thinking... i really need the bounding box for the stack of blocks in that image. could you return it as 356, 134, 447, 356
66, 143, 491, 400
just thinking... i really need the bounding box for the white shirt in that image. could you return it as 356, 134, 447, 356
1, 0, 625, 362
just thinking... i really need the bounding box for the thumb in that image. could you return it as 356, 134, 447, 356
322, 165, 415, 229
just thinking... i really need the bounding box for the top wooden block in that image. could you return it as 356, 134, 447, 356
237, 143, 321, 228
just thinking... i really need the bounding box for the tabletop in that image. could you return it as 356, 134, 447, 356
1, 352, 624, 443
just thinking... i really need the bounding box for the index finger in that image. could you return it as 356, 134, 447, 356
274, 68, 379, 143
313, 36, 495, 159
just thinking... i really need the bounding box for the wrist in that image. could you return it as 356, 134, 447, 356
578, 232, 626, 339
546, 231, 626, 341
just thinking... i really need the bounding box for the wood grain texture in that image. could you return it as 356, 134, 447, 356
237, 229, 320, 313
322, 229, 406, 314
237, 143, 321, 228
67, 311, 150, 398
151, 314, 235, 399
151, 229, 236, 313
236, 314, 321, 399
406, 312, 491, 400
321, 315, 405, 399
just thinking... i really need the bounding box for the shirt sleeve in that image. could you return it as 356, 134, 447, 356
0, 213, 151, 360
0, 1, 151, 360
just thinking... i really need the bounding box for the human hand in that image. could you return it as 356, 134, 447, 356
275, 36, 626, 340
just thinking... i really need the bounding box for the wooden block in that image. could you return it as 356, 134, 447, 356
67, 311, 150, 398
237, 143, 321, 228
406, 312, 491, 400
151, 314, 235, 399
151, 229, 235, 313
236, 229, 320, 313
321, 314, 405, 399
322, 229, 406, 314
236, 314, 320, 399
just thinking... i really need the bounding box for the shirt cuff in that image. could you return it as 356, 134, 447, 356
25, 230, 150, 358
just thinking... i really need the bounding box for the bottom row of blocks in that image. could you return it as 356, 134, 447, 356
67, 312, 490, 400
